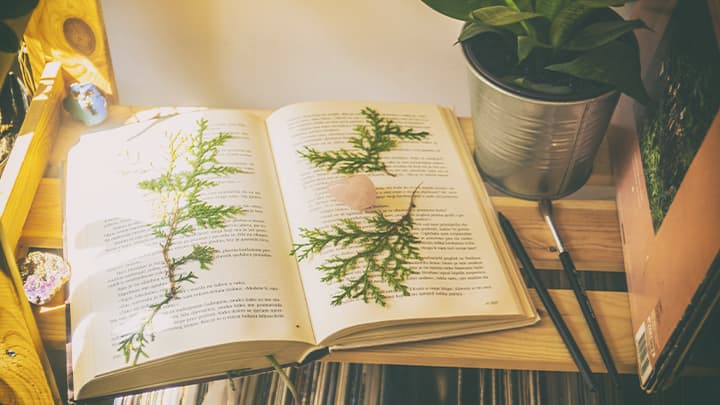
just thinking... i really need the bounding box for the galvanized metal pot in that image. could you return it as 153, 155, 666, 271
461, 41, 620, 200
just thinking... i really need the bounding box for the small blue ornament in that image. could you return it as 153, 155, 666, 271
63, 82, 108, 126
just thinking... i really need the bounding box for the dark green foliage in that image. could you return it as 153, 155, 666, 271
421, 0, 489, 20
291, 187, 421, 306
421, 0, 649, 103
0, 23, 18, 53
637, 1, 720, 231
298, 107, 428, 176
0, 0, 38, 53
545, 40, 646, 101
0, 0, 38, 19
118, 118, 244, 365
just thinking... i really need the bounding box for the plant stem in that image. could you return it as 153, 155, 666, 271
292, 184, 422, 306
266, 355, 298, 402
118, 119, 243, 364
161, 197, 179, 296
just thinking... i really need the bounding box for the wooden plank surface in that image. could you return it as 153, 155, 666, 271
17, 178, 62, 252
495, 197, 623, 272
0, 62, 64, 255
33, 287, 634, 375
26, 183, 625, 359
27, 106, 622, 273
32, 292, 66, 352
22, 181, 623, 272
0, 261, 54, 404
44, 107, 614, 184
327, 290, 636, 374
20, 103, 629, 391
0, 63, 65, 404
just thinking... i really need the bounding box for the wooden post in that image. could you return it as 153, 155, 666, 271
0, 62, 65, 404
23, 0, 116, 101
0, 260, 53, 404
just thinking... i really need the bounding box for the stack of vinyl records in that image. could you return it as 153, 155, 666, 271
109, 363, 720, 405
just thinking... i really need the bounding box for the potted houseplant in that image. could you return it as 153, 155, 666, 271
421, 0, 649, 199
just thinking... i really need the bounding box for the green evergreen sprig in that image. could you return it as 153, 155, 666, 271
118, 118, 244, 365
298, 107, 429, 176
291, 186, 422, 306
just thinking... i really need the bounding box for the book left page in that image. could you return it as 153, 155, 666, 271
65, 109, 315, 389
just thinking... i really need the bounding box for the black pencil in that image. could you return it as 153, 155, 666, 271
538, 198, 621, 387
559, 249, 621, 387
498, 212, 599, 393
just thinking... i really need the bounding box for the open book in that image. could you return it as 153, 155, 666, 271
64, 101, 539, 400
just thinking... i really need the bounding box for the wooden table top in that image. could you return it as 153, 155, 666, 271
19, 103, 635, 378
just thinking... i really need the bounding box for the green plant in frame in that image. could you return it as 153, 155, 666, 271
636, 0, 720, 231
421, 0, 650, 103
118, 118, 244, 365
299, 107, 429, 176
291, 186, 421, 307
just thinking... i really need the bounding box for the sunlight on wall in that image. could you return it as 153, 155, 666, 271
101, 1, 470, 115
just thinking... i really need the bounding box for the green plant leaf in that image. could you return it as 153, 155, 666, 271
0, 22, 19, 53
517, 36, 551, 62
536, 0, 568, 19
550, 0, 634, 47
562, 19, 647, 51
471, 5, 544, 26
420, 0, 500, 21
549, 2, 593, 47
0, 0, 39, 19
505, 0, 541, 40
458, 22, 501, 42
496, 22, 529, 37
506, 0, 534, 12
545, 40, 650, 104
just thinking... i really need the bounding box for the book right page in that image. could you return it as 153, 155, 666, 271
265, 101, 535, 344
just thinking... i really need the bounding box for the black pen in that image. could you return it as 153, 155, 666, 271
539, 199, 620, 388
498, 212, 599, 393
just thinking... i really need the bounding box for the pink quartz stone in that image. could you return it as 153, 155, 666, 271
328, 175, 377, 211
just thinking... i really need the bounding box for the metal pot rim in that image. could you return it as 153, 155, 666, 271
461, 39, 619, 107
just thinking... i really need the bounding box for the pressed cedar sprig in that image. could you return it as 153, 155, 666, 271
298, 107, 428, 177
118, 118, 244, 365
291, 185, 422, 306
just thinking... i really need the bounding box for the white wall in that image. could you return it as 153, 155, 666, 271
100, 0, 471, 115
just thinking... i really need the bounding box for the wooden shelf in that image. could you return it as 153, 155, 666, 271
18, 105, 635, 383
327, 290, 635, 374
